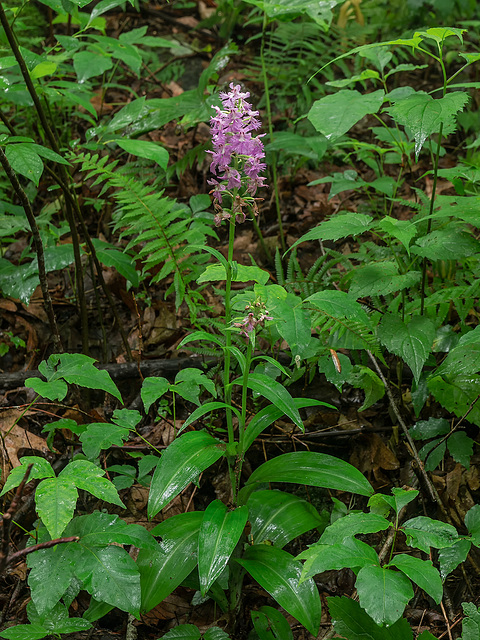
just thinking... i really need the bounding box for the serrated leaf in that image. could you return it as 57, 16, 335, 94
387, 554, 442, 604
197, 263, 269, 285
349, 263, 421, 298
448, 431, 473, 468
411, 228, 480, 261
299, 537, 379, 582
238, 452, 373, 505
248, 490, 326, 548
308, 90, 384, 141
35, 477, 78, 538
377, 218, 417, 254
402, 516, 458, 553
290, 212, 374, 251
388, 91, 469, 157
347, 365, 385, 410
138, 512, 203, 612
378, 314, 434, 384
356, 565, 413, 626
236, 545, 321, 636
428, 374, 480, 427
327, 596, 413, 640
198, 501, 248, 595
73, 544, 141, 616
148, 431, 224, 518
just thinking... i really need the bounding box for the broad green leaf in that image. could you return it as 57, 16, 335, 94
356, 565, 413, 626
73, 50, 113, 82
174, 368, 217, 405
435, 339, 480, 378
113, 139, 169, 170
378, 314, 435, 383
47, 353, 122, 402
251, 606, 293, 640
238, 452, 373, 505
198, 501, 248, 595
59, 461, 125, 508
148, 431, 224, 517
27, 544, 75, 614
347, 365, 384, 410
448, 431, 473, 468
35, 477, 78, 538
245, 374, 303, 430
387, 554, 442, 603
320, 512, 390, 544
162, 626, 201, 640
416, 27, 465, 45
80, 423, 130, 459
419, 438, 446, 472
5, 143, 43, 186
236, 545, 321, 636
242, 398, 335, 454
90, 239, 139, 287
73, 544, 141, 616
318, 352, 353, 391
66, 511, 158, 549
138, 512, 203, 612
299, 537, 379, 582
388, 91, 469, 157
83, 599, 114, 623
141, 376, 170, 413
0, 624, 50, 640
410, 417, 450, 439
402, 516, 458, 553
275, 303, 312, 359
328, 596, 413, 640
106, 97, 146, 132
203, 628, 230, 640
248, 490, 327, 548
411, 228, 480, 261
0, 456, 54, 497
197, 263, 269, 285
306, 289, 371, 325
310, 170, 367, 200
377, 217, 417, 254
438, 539, 471, 580
308, 90, 384, 141
466, 504, 480, 545
29, 143, 69, 165
428, 374, 480, 427
289, 212, 374, 251
349, 263, 421, 298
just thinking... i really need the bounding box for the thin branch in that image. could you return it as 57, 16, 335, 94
8, 536, 79, 565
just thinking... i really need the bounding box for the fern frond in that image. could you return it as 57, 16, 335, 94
311, 310, 382, 358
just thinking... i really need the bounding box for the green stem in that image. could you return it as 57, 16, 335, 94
260, 11, 286, 253
236, 339, 253, 495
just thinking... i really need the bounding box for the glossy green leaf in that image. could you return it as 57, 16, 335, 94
90, 239, 139, 287
428, 374, 480, 427
347, 365, 384, 410
448, 431, 474, 468
198, 501, 248, 596
162, 625, 200, 640
410, 417, 450, 439
0, 456, 54, 497
308, 89, 384, 141
35, 477, 78, 538
197, 263, 269, 285
239, 452, 373, 505
5, 143, 43, 186
0, 624, 49, 640
242, 399, 334, 455
80, 423, 130, 459
438, 539, 471, 581
148, 431, 224, 518
113, 139, 169, 170
378, 314, 435, 384
27, 544, 75, 614
466, 504, 480, 544
413, 228, 480, 261
47, 353, 122, 402
245, 374, 303, 429
72, 544, 141, 616
319, 512, 390, 545
203, 628, 230, 640
356, 565, 413, 626
388, 554, 442, 603
248, 490, 326, 548
299, 537, 379, 582
73, 50, 113, 82
66, 511, 158, 550
236, 545, 321, 636
328, 596, 413, 640
59, 461, 125, 508
138, 512, 203, 612
251, 606, 293, 640
402, 516, 458, 553
141, 376, 170, 413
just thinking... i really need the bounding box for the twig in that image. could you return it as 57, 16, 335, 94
7, 536, 79, 565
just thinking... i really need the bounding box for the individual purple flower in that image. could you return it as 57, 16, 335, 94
233, 300, 272, 342
207, 82, 267, 224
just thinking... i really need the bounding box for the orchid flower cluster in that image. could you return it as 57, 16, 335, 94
233, 300, 272, 342
208, 83, 267, 226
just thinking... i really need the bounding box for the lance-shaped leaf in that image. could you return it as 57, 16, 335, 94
308, 89, 384, 141
198, 501, 248, 596
248, 490, 327, 548
244, 374, 303, 430
251, 606, 293, 640
236, 545, 321, 636
356, 565, 414, 626
148, 431, 224, 518
238, 452, 373, 505
138, 512, 203, 612
387, 554, 442, 604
